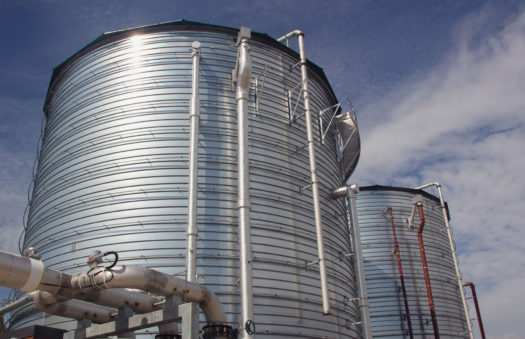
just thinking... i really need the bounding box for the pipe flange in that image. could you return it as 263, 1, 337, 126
202, 324, 233, 339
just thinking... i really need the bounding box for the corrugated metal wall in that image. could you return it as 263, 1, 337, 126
356, 186, 470, 338
11, 24, 361, 338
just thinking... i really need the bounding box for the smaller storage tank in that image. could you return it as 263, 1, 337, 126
355, 185, 470, 338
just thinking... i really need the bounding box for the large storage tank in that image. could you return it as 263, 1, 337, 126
10, 21, 361, 338
355, 185, 470, 338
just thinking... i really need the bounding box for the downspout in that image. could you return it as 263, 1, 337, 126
278, 30, 330, 316
233, 26, 254, 338
0, 250, 228, 328
415, 182, 473, 339
331, 185, 372, 339
464, 282, 486, 339
186, 40, 201, 283
416, 203, 440, 339
386, 206, 413, 339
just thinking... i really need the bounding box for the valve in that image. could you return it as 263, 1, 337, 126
87, 250, 119, 269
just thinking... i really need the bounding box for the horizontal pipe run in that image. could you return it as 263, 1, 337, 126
0, 250, 227, 325
33, 291, 117, 324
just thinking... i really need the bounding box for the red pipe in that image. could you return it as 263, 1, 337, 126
464, 282, 486, 339
387, 206, 414, 339
417, 203, 440, 338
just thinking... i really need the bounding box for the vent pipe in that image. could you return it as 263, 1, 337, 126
416, 203, 440, 338
415, 182, 473, 339
186, 40, 201, 283
464, 282, 486, 339
386, 206, 414, 339
233, 26, 255, 338
278, 30, 330, 316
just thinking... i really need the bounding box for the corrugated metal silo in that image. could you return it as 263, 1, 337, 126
10, 21, 361, 338
355, 185, 470, 338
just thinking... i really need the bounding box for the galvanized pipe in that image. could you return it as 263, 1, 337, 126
279, 29, 330, 315
234, 26, 254, 338
415, 182, 474, 339
186, 40, 201, 284
386, 206, 413, 339
417, 203, 440, 338
464, 282, 486, 339
0, 250, 227, 325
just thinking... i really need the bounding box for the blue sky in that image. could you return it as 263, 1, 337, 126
0, 1, 524, 338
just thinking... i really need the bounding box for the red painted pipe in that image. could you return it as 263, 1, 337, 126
387, 206, 414, 339
417, 203, 440, 338
464, 281, 486, 339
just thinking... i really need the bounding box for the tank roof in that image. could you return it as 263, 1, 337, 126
43, 19, 337, 114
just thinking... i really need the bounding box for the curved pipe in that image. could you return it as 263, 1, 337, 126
415, 182, 473, 339
464, 282, 486, 339
417, 203, 440, 338
0, 250, 227, 325
386, 206, 413, 339
279, 29, 330, 316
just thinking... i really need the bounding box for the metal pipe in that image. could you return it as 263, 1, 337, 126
279, 29, 330, 315
234, 27, 254, 338
0, 293, 35, 332
386, 206, 413, 339
348, 185, 373, 338
464, 282, 486, 339
415, 182, 473, 339
417, 203, 440, 338
0, 250, 227, 326
186, 40, 201, 284
81, 289, 161, 314
339, 185, 373, 339
32, 291, 117, 324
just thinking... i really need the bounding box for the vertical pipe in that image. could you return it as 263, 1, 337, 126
277, 30, 330, 315
235, 27, 254, 339
464, 282, 486, 339
186, 41, 201, 283
386, 206, 413, 339
416, 182, 473, 339
298, 32, 331, 316
347, 185, 373, 339
417, 203, 440, 339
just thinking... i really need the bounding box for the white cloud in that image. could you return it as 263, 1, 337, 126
353, 7, 525, 338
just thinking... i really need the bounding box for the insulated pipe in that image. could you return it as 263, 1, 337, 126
0, 293, 34, 332
278, 29, 331, 315
464, 282, 486, 339
345, 185, 373, 339
81, 289, 161, 314
386, 206, 413, 339
415, 182, 473, 339
0, 250, 227, 326
186, 40, 201, 283
234, 27, 254, 338
417, 203, 440, 339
